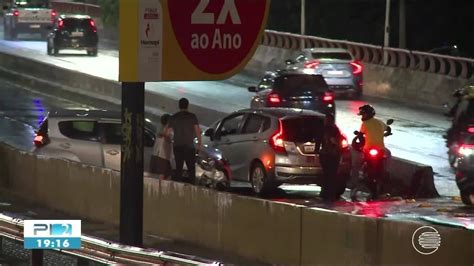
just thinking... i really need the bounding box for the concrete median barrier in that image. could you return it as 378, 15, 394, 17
389, 157, 439, 198
301, 208, 378, 265
8, 150, 37, 197
376, 219, 474, 265
144, 179, 302, 265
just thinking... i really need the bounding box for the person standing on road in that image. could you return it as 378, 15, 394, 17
150, 114, 173, 180
319, 113, 343, 201
166, 98, 202, 184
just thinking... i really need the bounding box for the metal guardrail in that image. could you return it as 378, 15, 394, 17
0, 214, 221, 265
262, 30, 474, 79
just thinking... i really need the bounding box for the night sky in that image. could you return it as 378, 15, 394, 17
267, 0, 474, 58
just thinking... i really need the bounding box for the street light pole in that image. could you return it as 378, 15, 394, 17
383, 0, 391, 64
300, 0, 305, 49
399, 0, 406, 49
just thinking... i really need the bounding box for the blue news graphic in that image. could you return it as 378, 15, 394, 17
50, 223, 72, 236
24, 220, 81, 250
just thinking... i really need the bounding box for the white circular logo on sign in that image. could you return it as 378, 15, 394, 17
412, 226, 441, 255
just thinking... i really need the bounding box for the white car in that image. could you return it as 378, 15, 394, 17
33, 109, 157, 171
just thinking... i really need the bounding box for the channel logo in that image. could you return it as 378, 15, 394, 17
412, 226, 441, 255
24, 220, 81, 249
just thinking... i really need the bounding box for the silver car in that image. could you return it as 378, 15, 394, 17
202, 108, 352, 194
33, 109, 156, 171
285, 48, 363, 98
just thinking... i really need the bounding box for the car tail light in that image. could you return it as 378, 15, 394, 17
368, 148, 379, 157
304, 60, 320, 69
268, 93, 281, 104
58, 19, 64, 29
90, 19, 97, 32
51, 10, 57, 22
467, 126, 474, 133
350, 61, 363, 75
13, 10, 19, 17
34, 134, 48, 147
323, 91, 334, 102
341, 133, 349, 149
459, 145, 474, 156
269, 120, 286, 153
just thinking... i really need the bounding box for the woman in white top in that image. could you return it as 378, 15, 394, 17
150, 114, 173, 179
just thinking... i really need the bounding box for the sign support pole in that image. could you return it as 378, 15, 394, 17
120, 82, 145, 246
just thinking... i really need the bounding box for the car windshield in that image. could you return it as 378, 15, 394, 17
282, 116, 324, 143
62, 18, 93, 32
273, 74, 327, 95
311, 52, 352, 60
14, 0, 49, 8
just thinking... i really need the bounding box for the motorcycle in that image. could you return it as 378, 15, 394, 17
350, 119, 394, 201
454, 134, 474, 205
195, 146, 231, 191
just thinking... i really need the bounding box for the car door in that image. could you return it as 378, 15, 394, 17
212, 113, 248, 180
239, 114, 272, 181
55, 120, 103, 166
99, 122, 122, 171
99, 122, 156, 172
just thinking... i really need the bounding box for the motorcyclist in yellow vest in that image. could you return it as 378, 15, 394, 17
358, 104, 387, 152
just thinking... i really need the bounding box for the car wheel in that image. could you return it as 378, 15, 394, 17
250, 162, 274, 195
461, 191, 474, 205
88, 47, 98, 57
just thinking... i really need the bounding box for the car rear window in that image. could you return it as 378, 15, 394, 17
282, 116, 324, 142
15, 0, 49, 8
311, 52, 352, 60
62, 18, 94, 32
274, 74, 328, 95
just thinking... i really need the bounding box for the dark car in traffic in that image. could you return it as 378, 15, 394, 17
248, 69, 336, 116
46, 14, 98, 56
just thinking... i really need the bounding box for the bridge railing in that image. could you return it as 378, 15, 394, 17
0, 214, 220, 265
262, 30, 474, 79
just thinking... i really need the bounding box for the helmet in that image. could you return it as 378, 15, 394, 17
358, 104, 376, 118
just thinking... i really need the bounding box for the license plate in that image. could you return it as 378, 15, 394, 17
327, 70, 344, 75
71, 32, 84, 37
29, 24, 40, 29
304, 145, 315, 153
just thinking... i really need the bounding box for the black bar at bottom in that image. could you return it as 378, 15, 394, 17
31, 249, 43, 266
119, 82, 145, 246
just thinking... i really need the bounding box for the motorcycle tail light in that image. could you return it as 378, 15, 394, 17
368, 148, 379, 157
268, 93, 281, 104
459, 145, 474, 156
